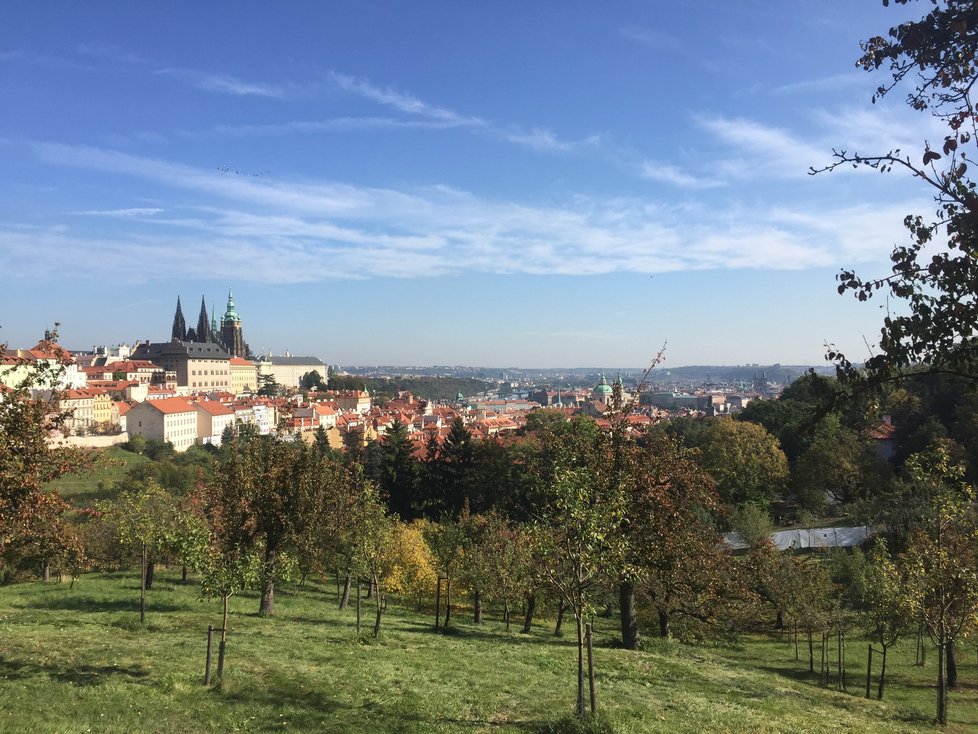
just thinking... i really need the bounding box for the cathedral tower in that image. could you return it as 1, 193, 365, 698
171, 296, 187, 341
194, 297, 212, 343
220, 290, 249, 358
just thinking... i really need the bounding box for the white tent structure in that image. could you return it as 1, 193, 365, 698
724, 526, 872, 551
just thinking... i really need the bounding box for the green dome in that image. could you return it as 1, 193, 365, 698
222, 290, 241, 323
593, 373, 613, 397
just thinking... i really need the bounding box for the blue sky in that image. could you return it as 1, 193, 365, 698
0, 1, 934, 367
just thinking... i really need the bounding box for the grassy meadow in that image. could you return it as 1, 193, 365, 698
45, 446, 150, 507
2, 569, 975, 733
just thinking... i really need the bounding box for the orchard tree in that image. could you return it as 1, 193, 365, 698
208, 434, 325, 616
862, 539, 914, 700
104, 480, 180, 621
0, 332, 90, 579
423, 514, 467, 630
387, 520, 437, 612
348, 481, 396, 638
817, 1, 978, 388
896, 444, 978, 725
532, 419, 624, 719
628, 433, 736, 640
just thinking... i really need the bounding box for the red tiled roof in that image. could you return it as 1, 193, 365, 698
194, 399, 235, 417
143, 397, 195, 415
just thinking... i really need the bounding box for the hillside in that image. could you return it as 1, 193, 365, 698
0, 571, 970, 733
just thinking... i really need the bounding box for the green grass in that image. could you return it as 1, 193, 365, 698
1, 572, 973, 733
44, 446, 149, 507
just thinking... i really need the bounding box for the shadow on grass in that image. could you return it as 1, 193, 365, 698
0, 656, 150, 686
387, 617, 578, 649
756, 663, 825, 687
218, 678, 545, 732
19, 595, 186, 614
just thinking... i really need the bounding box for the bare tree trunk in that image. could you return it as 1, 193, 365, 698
878, 644, 888, 700
140, 542, 147, 624
145, 561, 155, 590
356, 577, 362, 636
575, 613, 585, 719
444, 577, 452, 629
658, 610, 670, 639
372, 574, 383, 638
946, 640, 958, 689
523, 593, 536, 634
473, 589, 482, 624
259, 546, 276, 616
435, 577, 442, 630
619, 580, 640, 650
555, 601, 566, 636
339, 573, 351, 611
222, 594, 230, 643
586, 621, 597, 715
808, 629, 814, 673
181, 564, 188, 584
504, 600, 510, 632
937, 639, 947, 725
42, 562, 50, 582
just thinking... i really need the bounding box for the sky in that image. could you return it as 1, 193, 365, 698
0, 1, 937, 368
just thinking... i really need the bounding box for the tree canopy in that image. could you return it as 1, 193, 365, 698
818, 0, 978, 388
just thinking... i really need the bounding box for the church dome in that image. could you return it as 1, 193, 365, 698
222, 290, 241, 323
593, 373, 613, 399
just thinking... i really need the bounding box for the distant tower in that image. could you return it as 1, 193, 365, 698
171, 296, 187, 341
220, 289, 249, 358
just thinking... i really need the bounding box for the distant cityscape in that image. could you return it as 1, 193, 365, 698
2, 290, 829, 455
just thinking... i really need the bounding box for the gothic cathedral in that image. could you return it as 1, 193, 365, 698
170, 290, 251, 359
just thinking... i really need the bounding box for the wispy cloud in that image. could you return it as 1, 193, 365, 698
619, 26, 682, 50
330, 72, 484, 127
503, 127, 600, 153
772, 72, 868, 96
697, 115, 825, 179
639, 160, 722, 189
156, 68, 288, 98
189, 117, 461, 139
75, 207, 164, 217
8, 143, 923, 285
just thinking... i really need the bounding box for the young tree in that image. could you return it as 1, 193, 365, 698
423, 514, 466, 630
861, 540, 913, 700
531, 419, 624, 719
105, 480, 180, 621
895, 444, 978, 725
348, 481, 396, 637
386, 519, 437, 612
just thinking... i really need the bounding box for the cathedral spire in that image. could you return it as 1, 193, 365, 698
171, 296, 187, 341
195, 296, 210, 343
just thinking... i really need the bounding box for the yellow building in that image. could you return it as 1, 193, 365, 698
229, 357, 258, 395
